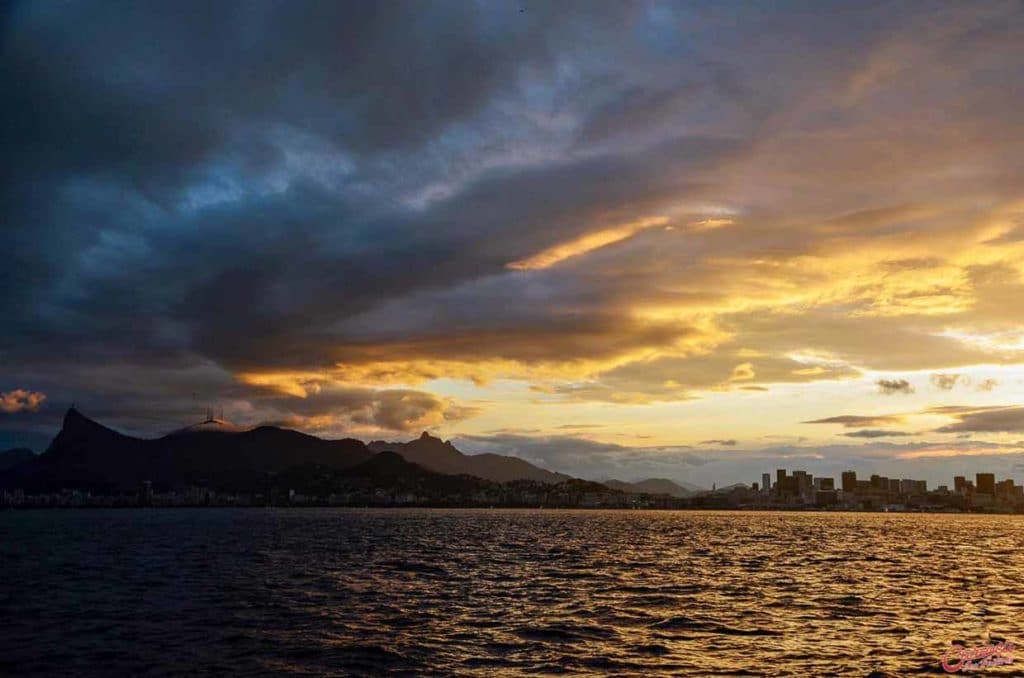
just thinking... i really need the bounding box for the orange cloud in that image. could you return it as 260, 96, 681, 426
0, 389, 47, 413
507, 216, 668, 270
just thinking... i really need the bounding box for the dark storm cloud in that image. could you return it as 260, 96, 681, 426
4, 0, 1024, 449
0, 0, 748, 382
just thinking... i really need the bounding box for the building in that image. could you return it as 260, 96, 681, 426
762, 473, 771, 493
995, 479, 1016, 497
976, 473, 996, 495
954, 476, 967, 494
842, 471, 857, 493
793, 470, 812, 500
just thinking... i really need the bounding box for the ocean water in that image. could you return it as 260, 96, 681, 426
1, 509, 1022, 676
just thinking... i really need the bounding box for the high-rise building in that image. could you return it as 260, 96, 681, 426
977, 473, 995, 495
842, 471, 857, 493
762, 473, 771, 493
954, 476, 966, 494
793, 470, 812, 500
813, 477, 835, 491
776, 469, 787, 496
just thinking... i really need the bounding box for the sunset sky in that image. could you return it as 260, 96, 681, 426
3, 1, 1024, 486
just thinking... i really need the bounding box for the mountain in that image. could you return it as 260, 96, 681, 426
0, 408, 372, 493
603, 477, 702, 497
368, 432, 572, 484
277, 451, 492, 499
169, 417, 244, 435
0, 448, 35, 472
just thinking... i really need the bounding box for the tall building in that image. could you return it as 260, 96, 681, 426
793, 470, 812, 500
977, 473, 995, 495
762, 473, 771, 493
842, 471, 857, 493
776, 469, 787, 497
954, 476, 966, 494
814, 477, 835, 491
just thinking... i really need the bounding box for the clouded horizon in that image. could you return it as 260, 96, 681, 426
3, 1, 1024, 487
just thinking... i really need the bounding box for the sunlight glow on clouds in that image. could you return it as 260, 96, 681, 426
0, 390, 47, 414
4, 1, 1024, 483
506, 216, 669, 270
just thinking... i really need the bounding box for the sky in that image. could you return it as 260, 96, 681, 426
2, 1, 1024, 487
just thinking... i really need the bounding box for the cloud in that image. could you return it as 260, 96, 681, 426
930, 373, 965, 390
876, 379, 915, 395
254, 385, 482, 434
842, 429, 914, 438
455, 432, 1024, 489
804, 415, 905, 428
454, 432, 709, 484
507, 216, 669, 270
700, 439, 738, 446
0, 390, 47, 414
3, 1, 1024, 455
977, 378, 999, 392
933, 406, 1024, 434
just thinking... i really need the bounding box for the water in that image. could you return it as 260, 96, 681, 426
1, 509, 1022, 676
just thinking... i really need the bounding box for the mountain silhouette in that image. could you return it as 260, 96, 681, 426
1, 408, 371, 493
276, 450, 492, 498
0, 448, 35, 472
368, 431, 572, 484
0, 409, 684, 509
603, 478, 702, 497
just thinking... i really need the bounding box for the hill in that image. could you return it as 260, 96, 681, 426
368, 432, 572, 484
603, 477, 702, 497
0, 448, 36, 472
1, 408, 371, 493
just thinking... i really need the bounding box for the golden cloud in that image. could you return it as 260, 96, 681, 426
507, 216, 668, 270
0, 389, 47, 414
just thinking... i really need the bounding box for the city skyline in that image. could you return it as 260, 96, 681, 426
3, 2, 1024, 488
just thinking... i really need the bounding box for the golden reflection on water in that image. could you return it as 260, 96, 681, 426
3, 509, 1024, 676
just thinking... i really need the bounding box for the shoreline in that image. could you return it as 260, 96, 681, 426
3, 504, 1021, 514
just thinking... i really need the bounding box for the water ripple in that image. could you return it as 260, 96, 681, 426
2, 508, 1023, 676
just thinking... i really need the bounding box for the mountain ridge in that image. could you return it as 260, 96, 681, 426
602, 477, 703, 497
368, 432, 572, 484
0, 448, 36, 473
1, 409, 578, 493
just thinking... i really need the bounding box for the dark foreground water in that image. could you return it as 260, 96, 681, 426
2, 509, 1023, 676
